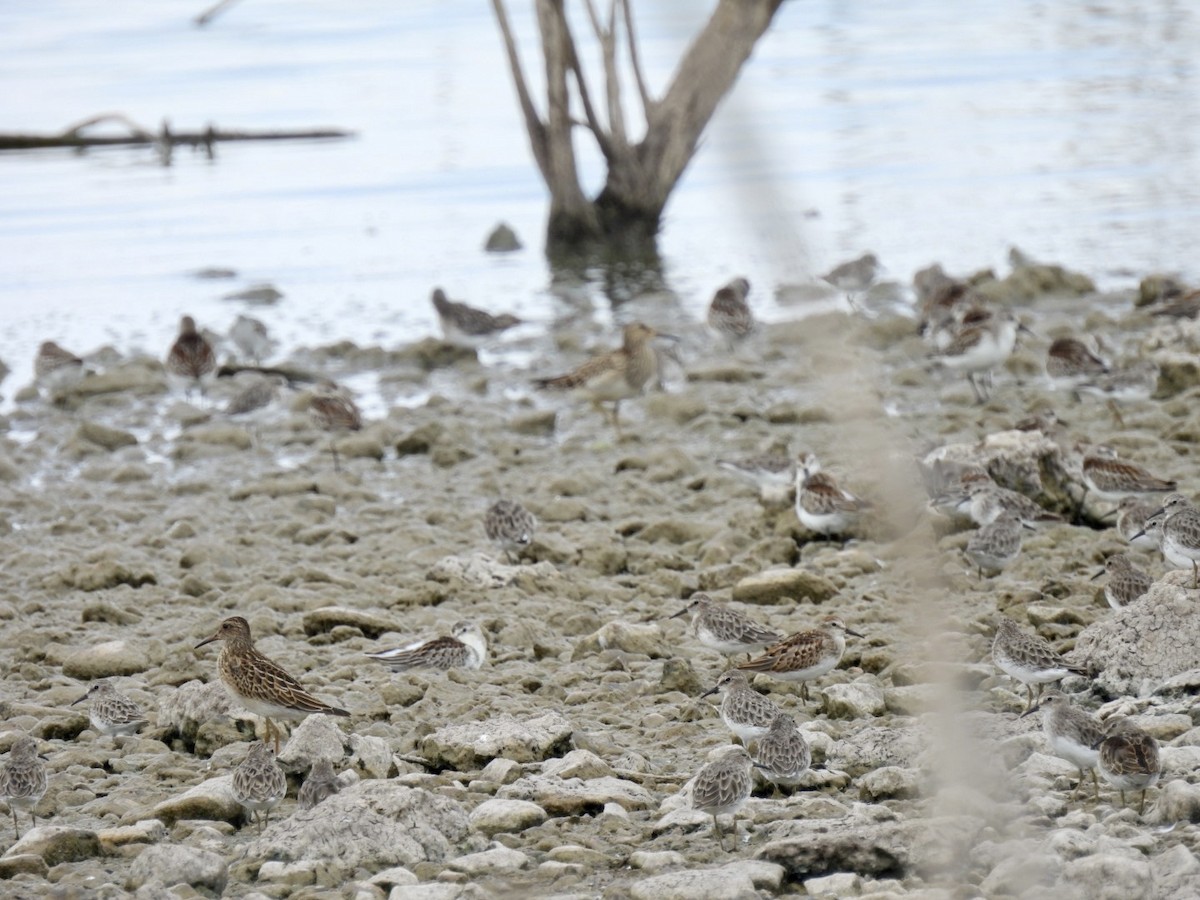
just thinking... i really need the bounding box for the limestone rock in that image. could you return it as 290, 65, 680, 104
573, 621, 666, 660
62, 639, 164, 678
97, 820, 166, 853
1074, 583, 1200, 695
277, 713, 348, 775
1150, 844, 1200, 900
732, 568, 838, 605
468, 799, 547, 836
156, 679, 234, 748
541, 749, 613, 780
858, 766, 921, 801
826, 725, 926, 776
483, 222, 522, 253
76, 420, 138, 451
823, 682, 886, 719
422, 712, 572, 768
497, 774, 655, 814
151, 774, 242, 826
628, 867, 757, 900
302, 606, 398, 639
0, 854, 48, 879
1059, 853, 1152, 900
126, 845, 228, 893
756, 818, 908, 879
233, 782, 470, 880
4, 826, 102, 866
1150, 779, 1200, 824
979, 853, 1061, 897
445, 845, 530, 876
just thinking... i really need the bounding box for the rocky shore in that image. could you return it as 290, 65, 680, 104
1, 256, 1199, 899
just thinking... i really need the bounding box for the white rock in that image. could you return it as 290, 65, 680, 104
542, 748, 613, 779
497, 774, 654, 814
277, 713, 347, 775
823, 682, 886, 719
629, 850, 685, 871
804, 872, 862, 898
445, 845, 530, 875
629, 867, 756, 900
422, 712, 572, 768
367, 866, 419, 890
720, 859, 785, 890
857, 766, 920, 801
150, 774, 241, 826
4, 826, 101, 865
468, 799, 547, 836
1060, 853, 1152, 900
126, 844, 228, 893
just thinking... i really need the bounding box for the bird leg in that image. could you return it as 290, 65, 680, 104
330, 438, 342, 473
1139, 790, 1147, 816
1090, 769, 1099, 801
1023, 683, 1034, 713
1070, 770, 1083, 802
1119, 789, 1126, 809
800, 682, 810, 704
712, 814, 726, 851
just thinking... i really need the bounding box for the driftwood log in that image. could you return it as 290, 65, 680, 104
0, 113, 354, 155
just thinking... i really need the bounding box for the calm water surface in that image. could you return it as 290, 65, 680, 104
0, 0, 1197, 395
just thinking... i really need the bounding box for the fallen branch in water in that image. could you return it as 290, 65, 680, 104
195, 0, 244, 27
0, 113, 354, 155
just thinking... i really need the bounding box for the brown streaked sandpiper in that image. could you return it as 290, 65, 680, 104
297, 758, 341, 811
0, 736, 47, 839
706, 277, 755, 350
166, 315, 217, 396
195, 616, 350, 753
1095, 717, 1161, 814
366, 621, 487, 671
1090, 554, 1152, 609
484, 499, 536, 563
795, 453, 871, 540
1021, 689, 1104, 801
308, 380, 363, 472
71, 680, 148, 737
232, 740, 287, 833
670, 594, 783, 659
689, 745, 754, 851
737, 616, 863, 704
992, 617, 1089, 712
700, 670, 786, 746
431, 287, 522, 346
753, 714, 811, 796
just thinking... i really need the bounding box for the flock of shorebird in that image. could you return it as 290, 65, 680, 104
6, 261, 1197, 849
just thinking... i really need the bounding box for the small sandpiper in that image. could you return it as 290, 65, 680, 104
737, 616, 863, 704
533, 322, 674, 439
229, 314, 274, 365
1045, 336, 1108, 388
1021, 690, 1104, 801
484, 499, 536, 563
1095, 717, 1161, 814
688, 745, 754, 851
965, 511, 1026, 577
930, 310, 1029, 403
753, 714, 811, 796
700, 670, 786, 746
1115, 496, 1162, 550
297, 758, 341, 811
822, 253, 880, 309
431, 287, 522, 346
958, 479, 1063, 528
1079, 445, 1176, 508
232, 740, 287, 833
34, 340, 85, 394
0, 736, 47, 839
195, 616, 350, 753
706, 277, 755, 350
670, 594, 783, 659
992, 617, 1089, 712
166, 315, 217, 397
308, 380, 363, 472
366, 621, 488, 671
1141, 493, 1200, 587
716, 452, 794, 502
71, 680, 148, 736
1090, 554, 1152, 609
794, 453, 872, 540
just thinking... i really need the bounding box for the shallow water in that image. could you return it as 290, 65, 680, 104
1, 0, 1198, 398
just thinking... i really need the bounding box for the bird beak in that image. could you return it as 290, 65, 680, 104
1089, 569, 1105, 581
1019, 704, 1041, 719
655, 332, 681, 343
70, 694, 87, 707
1017, 323, 1036, 337
1096, 508, 1118, 521
668, 607, 689, 620
700, 685, 720, 699
845, 627, 865, 638
1129, 529, 1147, 542
194, 631, 219, 650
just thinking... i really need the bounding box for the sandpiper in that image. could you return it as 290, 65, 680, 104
716, 452, 794, 500
670, 594, 783, 658
992, 617, 1089, 712
737, 616, 863, 704
1045, 336, 1108, 387
794, 453, 871, 540
1115, 496, 1162, 550
532, 322, 673, 439
957, 479, 1063, 528
1143, 493, 1200, 587
366, 621, 488, 671
1021, 690, 1104, 801
753, 714, 811, 796
822, 253, 880, 309
229, 314, 274, 365
226, 374, 285, 417
297, 758, 341, 811
431, 287, 522, 346
965, 511, 1026, 577
232, 740, 287, 833
71, 680, 148, 736
34, 340, 85, 393
309, 380, 363, 472
700, 670, 786, 745
689, 745, 754, 851
0, 737, 47, 839
484, 499, 536, 563
1095, 717, 1161, 814
166, 315, 217, 396
706, 277, 755, 349
1079, 445, 1176, 506
1090, 554, 1152, 609
194, 616, 350, 753
931, 310, 1028, 403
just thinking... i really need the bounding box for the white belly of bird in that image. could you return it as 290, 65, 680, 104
91, 712, 141, 736
943, 325, 1017, 374
1049, 732, 1099, 771
240, 794, 283, 815
796, 505, 853, 535
722, 715, 772, 744
1162, 533, 1200, 569
238, 695, 310, 722
771, 654, 839, 683
996, 656, 1072, 686
1103, 769, 1159, 792
696, 625, 769, 656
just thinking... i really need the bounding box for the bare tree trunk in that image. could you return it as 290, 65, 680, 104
491, 0, 785, 258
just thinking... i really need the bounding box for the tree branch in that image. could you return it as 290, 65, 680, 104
490, 0, 551, 181
583, 0, 629, 152
619, 0, 655, 119
557, 1, 614, 161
